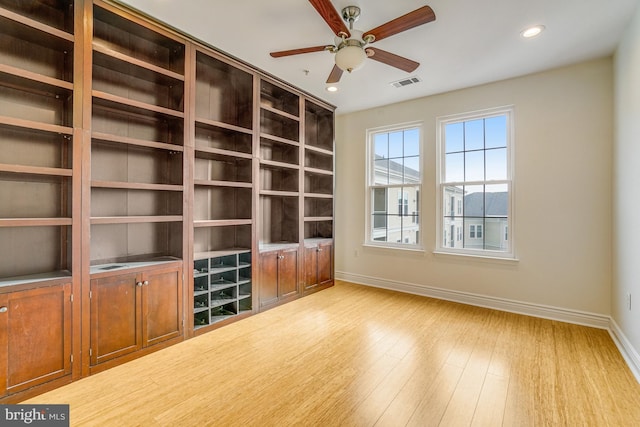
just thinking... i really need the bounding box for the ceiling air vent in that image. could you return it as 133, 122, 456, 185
390, 76, 422, 88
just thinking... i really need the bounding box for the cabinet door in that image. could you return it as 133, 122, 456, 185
0, 284, 72, 396
317, 242, 333, 286
90, 273, 141, 366
304, 246, 318, 290
278, 248, 299, 299
142, 267, 183, 347
259, 252, 279, 308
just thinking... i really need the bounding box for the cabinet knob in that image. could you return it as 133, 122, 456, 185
136, 282, 144, 287
143, 280, 149, 286
317, 248, 323, 252
0, 306, 7, 313
278, 255, 284, 260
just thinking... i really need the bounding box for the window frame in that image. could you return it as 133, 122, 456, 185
435, 106, 516, 259
365, 121, 424, 251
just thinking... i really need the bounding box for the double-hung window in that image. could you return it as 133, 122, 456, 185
366, 123, 422, 249
437, 107, 514, 258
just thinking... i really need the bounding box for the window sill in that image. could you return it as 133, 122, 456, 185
363, 242, 425, 254
433, 250, 519, 263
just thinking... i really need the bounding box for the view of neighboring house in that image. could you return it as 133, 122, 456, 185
372, 154, 420, 244
442, 188, 508, 251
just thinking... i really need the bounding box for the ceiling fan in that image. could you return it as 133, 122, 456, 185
270, 0, 436, 84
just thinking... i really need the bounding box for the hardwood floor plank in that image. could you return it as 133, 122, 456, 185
23, 281, 640, 426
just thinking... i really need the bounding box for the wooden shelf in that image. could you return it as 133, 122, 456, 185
91, 181, 183, 192
93, 43, 185, 82
91, 132, 184, 152
0, 7, 74, 44
0, 63, 73, 91
261, 159, 299, 171
305, 145, 333, 156
194, 146, 252, 160
305, 216, 333, 222
304, 166, 333, 176
194, 219, 253, 228
260, 104, 300, 122
0, 115, 73, 136
0, 163, 72, 177
92, 90, 184, 119
91, 216, 183, 225
194, 248, 251, 260
259, 133, 299, 147
0, 218, 72, 227
260, 189, 299, 197
195, 117, 252, 136
93, 4, 185, 75
194, 180, 252, 188
304, 192, 333, 199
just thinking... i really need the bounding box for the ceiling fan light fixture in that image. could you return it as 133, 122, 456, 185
335, 43, 366, 72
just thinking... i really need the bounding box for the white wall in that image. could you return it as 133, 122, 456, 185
613, 3, 640, 362
335, 57, 613, 316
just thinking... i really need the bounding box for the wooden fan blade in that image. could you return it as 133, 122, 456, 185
270, 45, 329, 58
326, 64, 343, 83
309, 0, 350, 38
363, 6, 435, 42
367, 48, 420, 73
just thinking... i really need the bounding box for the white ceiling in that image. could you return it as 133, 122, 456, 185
119, 0, 638, 115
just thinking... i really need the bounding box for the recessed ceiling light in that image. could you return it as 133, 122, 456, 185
521, 25, 545, 38
326, 86, 338, 92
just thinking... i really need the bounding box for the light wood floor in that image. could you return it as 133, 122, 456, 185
26, 281, 640, 426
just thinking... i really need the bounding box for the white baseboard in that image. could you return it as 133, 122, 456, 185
335, 271, 640, 383
336, 271, 610, 328
608, 318, 640, 382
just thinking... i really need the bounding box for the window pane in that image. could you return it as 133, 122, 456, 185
404, 128, 420, 157
404, 156, 420, 183
464, 119, 484, 150
389, 131, 403, 158
372, 214, 387, 230
465, 150, 484, 181
443, 185, 464, 217
445, 123, 463, 153
485, 148, 507, 181
374, 159, 389, 184
463, 185, 484, 217
373, 188, 387, 212
404, 186, 420, 216
485, 115, 507, 149
485, 184, 508, 216
386, 187, 402, 211
445, 152, 464, 182
374, 134, 388, 158
388, 159, 404, 184
387, 215, 403, 242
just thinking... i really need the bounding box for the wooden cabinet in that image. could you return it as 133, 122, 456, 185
259, 247, 299, 308
0, 0, 334, 400
304, 240, 333, 292
89, 264, 182, 370
0, 283, 72, 398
